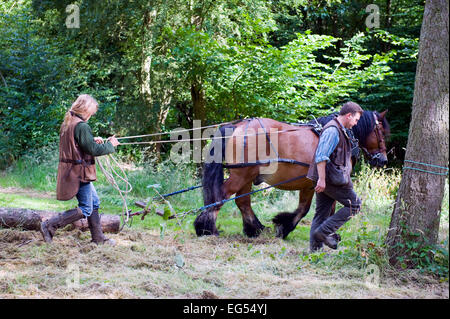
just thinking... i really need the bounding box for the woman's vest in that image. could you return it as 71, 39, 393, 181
307, 118, 353, 189
56, 115, 96, 200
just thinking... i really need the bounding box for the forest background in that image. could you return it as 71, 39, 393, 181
0, 0, 422, 167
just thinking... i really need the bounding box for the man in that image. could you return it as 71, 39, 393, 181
40, 94, 120, 245
307, 102, 363, 252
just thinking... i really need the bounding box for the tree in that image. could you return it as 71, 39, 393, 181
386, 0, 449, 267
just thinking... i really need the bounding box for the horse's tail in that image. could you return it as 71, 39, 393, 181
202, 124, 236, 205
195, 124, 236, 236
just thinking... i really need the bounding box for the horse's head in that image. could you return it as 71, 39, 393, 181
353, 110, 390, 168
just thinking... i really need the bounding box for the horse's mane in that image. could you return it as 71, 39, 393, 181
352, 111, 390, 147
310, 111, 390, 147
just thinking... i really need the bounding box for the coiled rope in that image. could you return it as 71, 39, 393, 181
96, 154, 133, 230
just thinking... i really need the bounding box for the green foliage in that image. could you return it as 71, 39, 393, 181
392, 221, 449, 281
0, 1, 67, 167
1, 0, 424, 168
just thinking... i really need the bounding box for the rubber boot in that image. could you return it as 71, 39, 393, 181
40, 207, 84, 243
87, 209, 116, 246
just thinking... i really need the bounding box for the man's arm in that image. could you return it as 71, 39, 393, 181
314, 127, 339, 193
315, 161, 327, 193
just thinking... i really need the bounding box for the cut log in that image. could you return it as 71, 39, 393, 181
0, 207, 120, 233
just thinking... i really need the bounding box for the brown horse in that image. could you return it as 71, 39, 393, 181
194, 110, 390, 239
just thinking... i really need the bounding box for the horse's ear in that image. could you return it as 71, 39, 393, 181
379, 109, 388, 119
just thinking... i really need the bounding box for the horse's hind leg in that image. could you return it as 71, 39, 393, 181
194, 208, 221, 236
195, 168, 258, 236
234, 182, 265, 237
273, 187, 314, 239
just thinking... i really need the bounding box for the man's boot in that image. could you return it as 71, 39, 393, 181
40, 207, 84, 243
312, 227, 338, 250
87, 209, 116, 246
310, 240, 324, 253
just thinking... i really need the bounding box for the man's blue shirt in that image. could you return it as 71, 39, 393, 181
314, 119, 347, 164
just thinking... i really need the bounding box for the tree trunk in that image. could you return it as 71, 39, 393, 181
190, 0, 206, 126
191, 79, 207, 157
154, 89, 173, 161
140, 9, 157, 106
386, 0, 449, 267
0, 208, 120, 233
0, 70, 7, 87
191, 80, 206, 123
383, 0, 392, 52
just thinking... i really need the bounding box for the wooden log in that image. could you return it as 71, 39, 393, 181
0, 207, 120, 233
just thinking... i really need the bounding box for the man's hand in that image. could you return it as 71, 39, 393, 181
94, 137, 104, 144
316, 161, 327, 193
315, 178, 326, 193
108, 135, 120, 147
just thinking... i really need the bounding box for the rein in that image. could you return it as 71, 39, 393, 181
163, 173, 308, 221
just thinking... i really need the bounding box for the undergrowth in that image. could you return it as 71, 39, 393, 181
1, 148, 449, 283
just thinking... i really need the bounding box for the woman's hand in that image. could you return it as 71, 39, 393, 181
94, 137, 104, 144
107, 135, 120, 147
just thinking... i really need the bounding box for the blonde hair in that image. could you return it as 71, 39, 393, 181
61, 94, 98, 133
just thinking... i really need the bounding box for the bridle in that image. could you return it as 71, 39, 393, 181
360, 112, 387, 163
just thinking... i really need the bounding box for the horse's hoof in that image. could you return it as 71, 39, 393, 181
194, 212, 219, 237
244, 225, 265, 238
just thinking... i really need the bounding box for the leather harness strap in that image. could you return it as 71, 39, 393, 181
256, 118, 280, 158
225, 117, 310, 169
224, 158, 310, 169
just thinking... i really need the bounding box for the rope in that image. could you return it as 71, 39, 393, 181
174, 173, 307, 220
96, 154, 133, 230
404, 160, 449, 171
117, 126, 313, 146
403, 160, 449, 176
115, 121, 236, 140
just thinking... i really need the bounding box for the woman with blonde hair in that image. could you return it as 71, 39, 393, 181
40, 94, 119, 245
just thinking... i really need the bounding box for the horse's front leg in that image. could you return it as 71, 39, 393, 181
234, 182, 265, 237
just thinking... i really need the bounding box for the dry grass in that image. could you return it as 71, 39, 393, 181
1, 158, 448, 299
0, 226, 447, 299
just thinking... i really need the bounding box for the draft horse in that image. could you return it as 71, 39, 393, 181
194, 110, 390, 239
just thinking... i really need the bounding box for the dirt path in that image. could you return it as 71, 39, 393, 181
0, 186, 55, 199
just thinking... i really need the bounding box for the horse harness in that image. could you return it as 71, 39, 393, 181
223, 118, 310, 169
223, 113, 386, 169
360, 112, 387, 162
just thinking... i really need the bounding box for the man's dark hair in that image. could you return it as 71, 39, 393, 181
339, 102, 363, 116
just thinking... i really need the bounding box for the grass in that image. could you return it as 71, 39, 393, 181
0, 147, 448, 299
